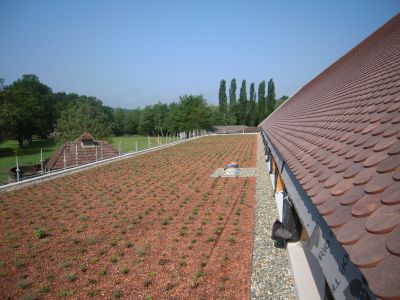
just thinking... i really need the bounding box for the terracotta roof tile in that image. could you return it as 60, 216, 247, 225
377, 154, 400, 173
373, 136, 397, 152
349, 233, 388, 267
310, 188, 332, 205
317, 195, 341, 216
387, 225, 400, 256
76, 132, 95, 141
353, 134, 369, 147
353, 148, 372, 163
362, 255, 400, 299
388, 140, 400, 155
307, 183, 324, 198
323, 172, 343, 188
364, 172, 394, 194
325, 205, 352, 228
335, 217, 367, 245
363, 134, 382, 149
353, 167, 377, 185
46, 136, 118, 170
365, 205, 400, 234
383, 122, 400, 137
393, 171, 400, 181
363, 151, 389, 167
260, 14, 400, 298
392, 113, 400, 124
352, 194, 382, 217
331, 178, 354, 196
381, 182, 400, 204
339, 185, 366, 206
334, 159, 353, 173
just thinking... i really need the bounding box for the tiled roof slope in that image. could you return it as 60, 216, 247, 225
77, 132, 95, 141
46, 140, 118, 170
260, 14, 400, 299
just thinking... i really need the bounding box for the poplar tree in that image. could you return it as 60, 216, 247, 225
239, 80, 247, 125
218, 79, 227, 124
266, 79, 276, 117
248, 82, 256, 126
229, 79, 238, 125
257, 80, 266, 123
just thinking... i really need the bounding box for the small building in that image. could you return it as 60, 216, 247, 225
46, 133, 118, 170
260, 14, 400, 300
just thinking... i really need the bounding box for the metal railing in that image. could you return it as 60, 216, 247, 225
0, 131, 210, 191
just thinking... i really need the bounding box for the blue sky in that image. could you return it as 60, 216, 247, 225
0, 1, 399, 109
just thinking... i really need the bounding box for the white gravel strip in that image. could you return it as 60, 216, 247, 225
250, 135, 295, 299
210, 168, 257, 177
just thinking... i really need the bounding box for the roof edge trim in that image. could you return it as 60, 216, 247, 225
261, 129, 376, 300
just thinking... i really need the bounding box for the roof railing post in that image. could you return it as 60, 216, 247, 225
15, 155, 20, 182
63, 149, 67, 169
40, 148, 44, 174
75, 144, 78, 166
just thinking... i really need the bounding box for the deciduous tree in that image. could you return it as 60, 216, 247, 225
178, 94, 212, 133
2, 74, 52, 146
56, 97, 112, 142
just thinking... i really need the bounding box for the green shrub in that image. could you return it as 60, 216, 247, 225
227, 236, 236, 244
135, 246, 146, 257
34, 228, 47, 239
112, 290, 122, 298
17, 279, 30, 289
66, 273, 76, 282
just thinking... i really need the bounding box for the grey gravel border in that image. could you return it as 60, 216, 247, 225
250, 134, 295, 299
210, 167, 257, 177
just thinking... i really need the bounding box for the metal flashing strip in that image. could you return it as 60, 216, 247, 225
261, 130, 375, 300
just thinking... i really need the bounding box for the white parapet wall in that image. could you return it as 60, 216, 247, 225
287, 241, 327, 300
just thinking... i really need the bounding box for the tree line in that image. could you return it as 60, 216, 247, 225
218, 78, 277, 126
0, 74, 217, 146
0, 74, 287, 147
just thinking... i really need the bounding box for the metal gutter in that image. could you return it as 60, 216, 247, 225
261, 129, 375, 300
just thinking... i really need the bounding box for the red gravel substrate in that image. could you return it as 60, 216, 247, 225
0, 135, 257, 299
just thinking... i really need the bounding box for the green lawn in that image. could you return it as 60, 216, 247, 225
0, 135, 180, 183
0, 139, 58, 183
109, 135, 179, 153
